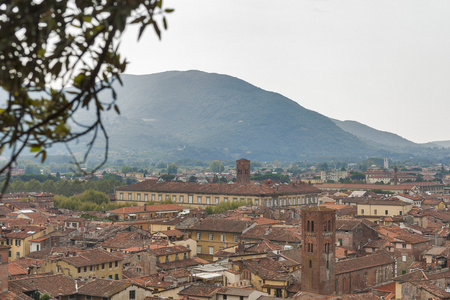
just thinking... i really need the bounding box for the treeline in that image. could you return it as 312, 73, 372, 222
251, 173, 290, 183
54, 189, 131, 211
205, 201, 248, 215
3, 178, 123, 197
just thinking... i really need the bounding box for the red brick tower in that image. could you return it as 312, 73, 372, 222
236, 158, 251, 185
301, 207, 336, 295
0, 245, 11, 293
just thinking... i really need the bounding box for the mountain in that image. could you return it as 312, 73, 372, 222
69, 70, 381, 161
36, 70, 450, 162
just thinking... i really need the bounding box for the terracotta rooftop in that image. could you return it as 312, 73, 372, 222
178, 284, 221, 297
335, 252, 395, 275
240, 225, 301, 243
116, 179, 320, 196
61, 248, 121, 267
77, 278, 132, 297
9, 274, 76, 296
188, 218, 254, 233
108, 204, 186, 214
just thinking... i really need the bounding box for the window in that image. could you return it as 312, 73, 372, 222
221, 234, 226, 242
197, 245, 202, 254
196, 232, 201, 240
109, 262, 112, 268
188, 195, 193, 204
69, 296, 75, 300
137, 255, 141, 261
209, 246, 214, 255
374, 209, 377, 215
84, 267, 87, 272
399, 211, 403, 215
78, 267, 81, 273
223, 295, 227, 300
385, 210, 388, 215
137, 193, 141, 201
165, 255, 169, 262
15, 239, 21, 246
197, 196, 202, 204
151, 194, 155, 201
102, 263, 105, 269
233, 198, 237, 203
209, 233, 214, 241
224, 197, 228, 202
144, 194, 148, 201
206, 197, 210, 204
115, 274, 119, 280
120, 193, 123, 200
85, 296, 92, 300
402, 243, 406, 249
309, 260, 312, 268
215, 197, 219, 204
175, 253, 179, 260
0, 255, 2, 264
115, 261, 118, 267
184, 252, 187, 259
255, 199, 259, 205
156, 257, 160, 263
361, 209, 364, 214
16, 252, 20, 258
180, 195, 184, 203
172, 195, 176, 202
158, 195, 162, 202
137, 267, 142, 273
129, 290, 136, 300
402, 255, 406, 262
233, 235, 238, 242
128, 193, 132, 200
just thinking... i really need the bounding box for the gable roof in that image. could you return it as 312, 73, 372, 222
115, 179, 320, 197
335, 252, 395, 275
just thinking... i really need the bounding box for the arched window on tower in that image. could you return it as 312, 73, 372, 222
307, 220, 310, 231
311, 221, 314, 232
328, 220, 331, 231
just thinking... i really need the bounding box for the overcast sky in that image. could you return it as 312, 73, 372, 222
120, 0, 450, 144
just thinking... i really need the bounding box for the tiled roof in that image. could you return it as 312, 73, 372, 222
217, 287, 255, 296
9, 274, 76, 296
158, 258, 205, 270
116, 179, 320, 196
335, 252, 395, 275
26, 246, 81, 259
61, 248, 121, 267
78, 278, 131, 297
188, 218, 254, 233
240, 225, 301, 243
335, 219, 362, 231
242, 258, 290, 281
108, 204, 186, 214
151, 245, 190, 256
178, 284, 221, 297
293, 291, 382, 299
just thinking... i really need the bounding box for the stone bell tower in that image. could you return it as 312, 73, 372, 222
301, 207, 336, 295
236, 158, 251, 185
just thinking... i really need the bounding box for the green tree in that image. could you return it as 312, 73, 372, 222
167, 164, 178, 175
24, 164, 41, 175
25, 179, 42, 193
209, 161, 224, 173
188, 175, 198, 183
42, 180, 55, 194
0, 1, 173, 191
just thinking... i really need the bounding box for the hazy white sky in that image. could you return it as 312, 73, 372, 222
120, 0, 450, 144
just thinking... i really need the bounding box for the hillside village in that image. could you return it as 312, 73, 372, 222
2, 159, 450, 299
